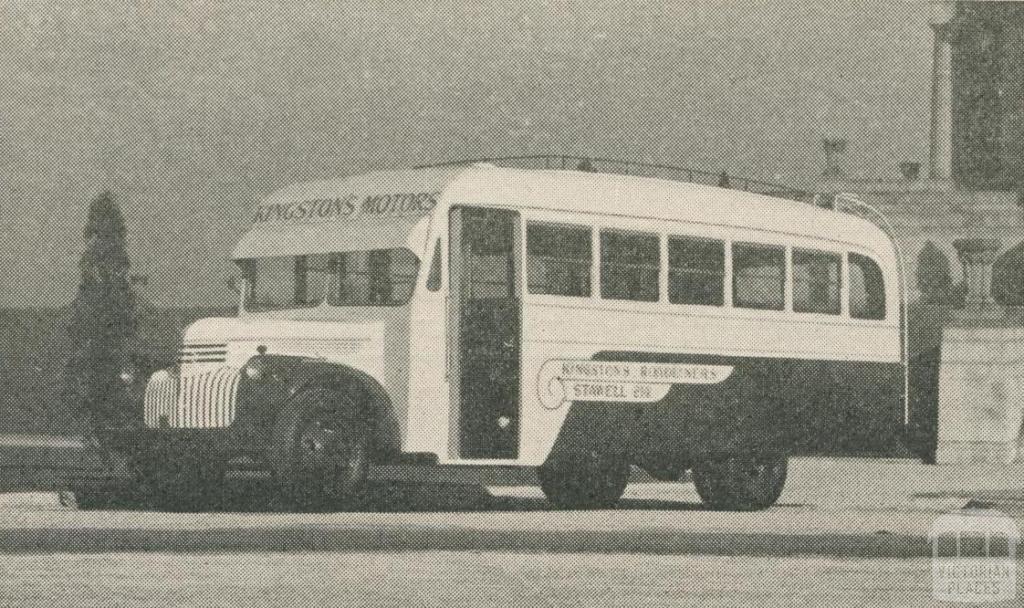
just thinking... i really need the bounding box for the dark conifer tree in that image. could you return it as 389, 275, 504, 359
916, 241, 953, 304
65, 191, 137, 430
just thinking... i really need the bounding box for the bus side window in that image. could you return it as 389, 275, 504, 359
849, 253, 886, 320
600, 230, 660, 302
792, 248, 841, 315
526, 223, 591, 297
426, 239, 442, 292
732, 243, 785, 311
668, 236, 724, 306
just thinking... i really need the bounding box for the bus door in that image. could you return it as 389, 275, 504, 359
448, 207, 522, 459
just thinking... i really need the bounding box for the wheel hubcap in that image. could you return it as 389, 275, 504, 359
295, 414, 365, 500
729, 458, 783, 487
300, 419, 347, 467
300, 420, 337, 464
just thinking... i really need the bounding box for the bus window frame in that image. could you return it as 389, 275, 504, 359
520, 211, 672, 311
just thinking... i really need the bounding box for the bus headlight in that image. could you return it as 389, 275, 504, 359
118, 367, 136, 385
244, 359, 268, 380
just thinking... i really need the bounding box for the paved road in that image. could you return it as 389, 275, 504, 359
0, 551, 941, 608
2, 477, 1018, 558
2, 449, 1023, 605
2, 456, 1023, 557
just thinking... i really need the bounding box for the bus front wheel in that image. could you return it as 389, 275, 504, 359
691, 454, 788, 511
270, 388, 371, 512
537, 451, 630, 510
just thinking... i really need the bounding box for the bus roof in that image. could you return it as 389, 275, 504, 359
232, 165, 897, 264
443, 165, 897, 260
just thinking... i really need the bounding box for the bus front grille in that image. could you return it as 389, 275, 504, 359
177, 343, 228, 365
143, 367, 240, 429
143, 370, 178, 428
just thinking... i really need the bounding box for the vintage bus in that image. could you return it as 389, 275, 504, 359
130, 164, 905, 511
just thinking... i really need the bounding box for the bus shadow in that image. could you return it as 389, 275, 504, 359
81, 479, 806, 513
355, 483, 713, 513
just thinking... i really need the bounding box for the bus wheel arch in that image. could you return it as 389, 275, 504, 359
291, 367, 396, 455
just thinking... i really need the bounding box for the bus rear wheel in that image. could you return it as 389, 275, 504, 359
271, 388, 370, 512
537, 451, 630, 510
691, 454, 787, 511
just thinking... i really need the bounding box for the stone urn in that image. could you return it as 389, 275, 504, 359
952, 237, 1001, 310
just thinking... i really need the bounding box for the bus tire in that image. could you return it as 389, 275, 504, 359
270, 387, 370, 512
537, 451, 630, 510
691, 454, 787, 511
135, 451, 225, 512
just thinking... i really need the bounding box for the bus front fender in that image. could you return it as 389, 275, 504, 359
235, 355, 397, 453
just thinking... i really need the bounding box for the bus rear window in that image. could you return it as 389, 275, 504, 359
849, 253, 886, 320
330, 248, 420, 306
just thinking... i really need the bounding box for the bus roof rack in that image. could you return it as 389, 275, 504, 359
414, 155, 816, 206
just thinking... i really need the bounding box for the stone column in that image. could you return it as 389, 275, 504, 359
929, 2, 958, 181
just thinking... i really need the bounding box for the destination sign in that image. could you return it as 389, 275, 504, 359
537, 359, 734, 410
252, 191, 440, 224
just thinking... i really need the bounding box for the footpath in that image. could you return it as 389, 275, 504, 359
0, 434, 1022, 557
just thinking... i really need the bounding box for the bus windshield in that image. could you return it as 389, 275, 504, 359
240, 248, 421, 311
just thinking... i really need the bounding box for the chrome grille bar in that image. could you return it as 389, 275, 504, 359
143, 366, 241, 429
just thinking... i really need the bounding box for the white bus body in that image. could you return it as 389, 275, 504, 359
133, 165, 904, 510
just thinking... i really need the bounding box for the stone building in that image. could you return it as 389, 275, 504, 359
816, 0, 1024, 310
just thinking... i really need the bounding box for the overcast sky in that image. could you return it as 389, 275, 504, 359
0, 0, 933, 307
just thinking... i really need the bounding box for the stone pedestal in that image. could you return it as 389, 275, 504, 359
935, 238, 1024, 464
936, 326, 1024, 464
